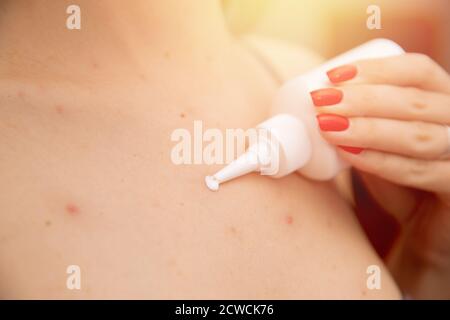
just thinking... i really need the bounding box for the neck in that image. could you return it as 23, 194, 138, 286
0, 0, 233, 78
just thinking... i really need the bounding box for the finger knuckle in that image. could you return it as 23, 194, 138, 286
405, 159, 430, 185
404, 87, 429, 115
408, 122, 441, 158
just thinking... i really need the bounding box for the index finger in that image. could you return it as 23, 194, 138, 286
327, 53, 450, 94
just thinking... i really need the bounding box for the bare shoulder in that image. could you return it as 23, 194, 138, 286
0, 67, 400, 300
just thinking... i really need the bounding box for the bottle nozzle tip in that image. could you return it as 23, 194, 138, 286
205, 175, 220, 191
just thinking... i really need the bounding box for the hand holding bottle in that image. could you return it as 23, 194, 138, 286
314, 53, 450, 299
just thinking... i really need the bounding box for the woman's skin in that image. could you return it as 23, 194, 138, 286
314, 57, 450, 299
0, 0, 402, 299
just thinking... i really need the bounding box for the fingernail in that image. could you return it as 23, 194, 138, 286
317, 114, 349, 131
339, 146, 364, 154
310, 88, 343, 107
327, 65, 357, 83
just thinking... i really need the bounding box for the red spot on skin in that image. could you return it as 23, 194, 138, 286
285, 215, 294, 225
55, 105, 64, 115
18, 90, 25, 98
66, 204, 80, 216
92, 62, 100, 69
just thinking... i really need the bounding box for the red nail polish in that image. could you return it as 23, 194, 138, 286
316, 114, 349, 131
339, 146, 364, 154
327, 65, 357, 83
310, 88, 343, 107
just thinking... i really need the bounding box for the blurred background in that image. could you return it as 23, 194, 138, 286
224, 0, 450, 71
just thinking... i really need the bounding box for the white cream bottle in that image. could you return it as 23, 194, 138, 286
205, 39, 405, 191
